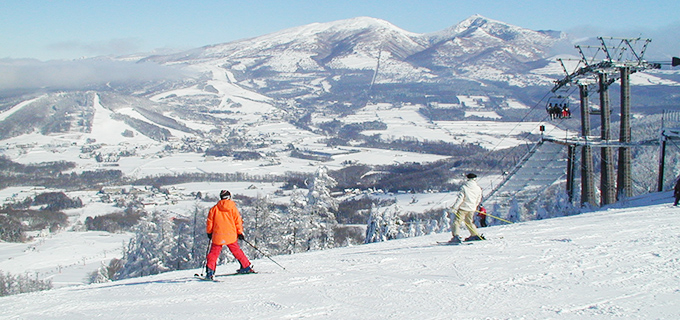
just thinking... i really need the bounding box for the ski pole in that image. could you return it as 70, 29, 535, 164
196, 241, 212, 277
475, 209, 514, 224
242, 239, 286, 270
204, 242, 211, 264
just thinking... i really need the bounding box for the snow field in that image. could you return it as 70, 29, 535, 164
0, 231, 130, 288
1, 191, 678, 319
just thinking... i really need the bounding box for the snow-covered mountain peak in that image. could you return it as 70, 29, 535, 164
151, 16, 423, 66
307, 16, 415, 35
428, 14, 560, 45
454, 14, 494, 32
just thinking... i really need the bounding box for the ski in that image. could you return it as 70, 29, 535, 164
437, 237, 487, 246
193, 273, 220, 282
437, 241, 473, 246
215, 271, 258, 278
193, 271, 258, 281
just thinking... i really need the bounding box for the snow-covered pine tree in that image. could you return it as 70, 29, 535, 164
364, 204, 380, 243
169, 216, 194, 270
364, 205, 403, 243
426, 219, 439, 234
305, 166, 339, 250
0, 270, 52, 297
438, 210, 451, 233
407, 221, 416, 238
189, 203, 209, 268
414, 220, 425, 237
287, 186, 311, 253
383, 206, 404, 240
115, 211, 176, 279
89, 262, 111, 284
242, 194, 285, 259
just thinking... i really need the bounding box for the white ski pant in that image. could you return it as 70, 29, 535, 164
451, 209, 479, 238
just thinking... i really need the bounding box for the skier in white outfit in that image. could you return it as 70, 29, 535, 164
448, 173, 484, 244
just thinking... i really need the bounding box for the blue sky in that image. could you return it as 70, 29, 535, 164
2, 0, 679, 61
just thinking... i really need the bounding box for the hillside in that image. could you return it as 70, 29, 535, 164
1, 15, 680, 311
1, 15, 676, 187
1, 191, 678, 319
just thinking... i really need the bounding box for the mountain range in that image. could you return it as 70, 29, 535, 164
143, 15, 565, 90
0, 15, 678, 182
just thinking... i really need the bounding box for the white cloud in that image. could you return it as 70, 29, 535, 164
45, 38, 145, 57
0, 58, 191, 91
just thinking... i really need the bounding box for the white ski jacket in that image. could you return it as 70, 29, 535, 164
451, 178, 483, 212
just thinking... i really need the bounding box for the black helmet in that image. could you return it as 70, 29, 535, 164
219, 190, 231, 200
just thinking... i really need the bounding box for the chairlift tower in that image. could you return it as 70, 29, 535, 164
578, 83, 597, 206
550, 37, 661, 207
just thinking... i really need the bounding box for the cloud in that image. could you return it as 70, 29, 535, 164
46, 38, 144, 57
0, 58, 192, 92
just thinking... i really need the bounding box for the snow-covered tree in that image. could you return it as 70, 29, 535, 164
507, 198, 521, 223
305, 166, 339, 250
365, 204, 380, 243
438, 210, 450, 233
241, 193, 286, 259
365, 205, 403, 243
426, 219, 439, 234
188, 203, 210, 268
89, 262, 110, 284
0, 270, 52, 297
286, 186, 310, 254
115, 211, 182, 279
88, 258, 123, 284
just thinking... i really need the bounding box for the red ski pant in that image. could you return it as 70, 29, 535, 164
206, 242, 251, 271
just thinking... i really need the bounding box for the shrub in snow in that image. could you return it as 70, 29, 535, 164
89, 258, 124, 284
85, 211, 142, 233
33, 191, 83, 211
0, 270, 52, 297
0, 214, 26, 242
0, 209, 68, 242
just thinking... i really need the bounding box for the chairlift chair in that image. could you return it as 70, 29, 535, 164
546, 95, 571, 120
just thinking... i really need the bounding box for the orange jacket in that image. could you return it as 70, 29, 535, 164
206, 199, 243, 245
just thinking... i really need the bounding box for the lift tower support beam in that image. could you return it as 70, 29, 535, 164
617, 67, 633, 199
579, 84, 597, 207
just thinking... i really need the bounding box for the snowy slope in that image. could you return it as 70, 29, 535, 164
1, 192, 679, 319
0, 231, 130, 288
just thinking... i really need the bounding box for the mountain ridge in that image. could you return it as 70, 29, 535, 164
141, 14, 564, 81
0, 15, 677, 182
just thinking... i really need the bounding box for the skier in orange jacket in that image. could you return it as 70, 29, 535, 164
205, 190, 253, 280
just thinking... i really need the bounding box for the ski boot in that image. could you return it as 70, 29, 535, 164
447, 236, 462, 245
464, 234, 485, 241
205, 268, 215, 280
236, 265, 255, 274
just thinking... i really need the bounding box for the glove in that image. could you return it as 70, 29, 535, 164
206, 233, 212, 240
238, 234, 245, 240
